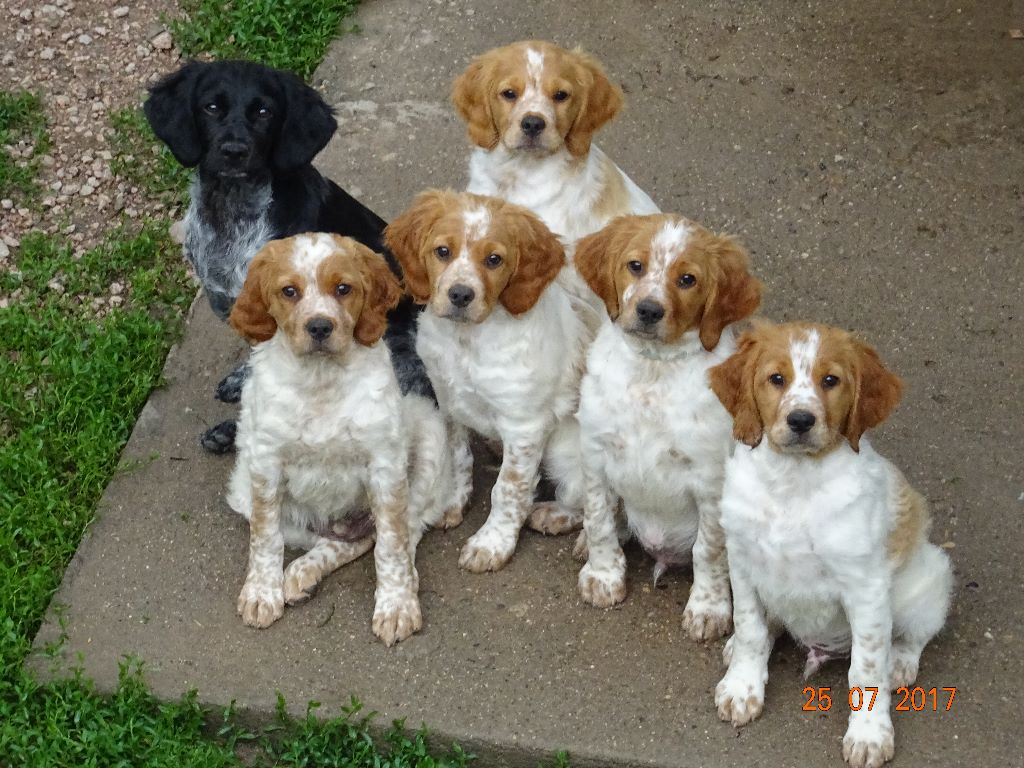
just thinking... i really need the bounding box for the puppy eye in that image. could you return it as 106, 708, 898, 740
822, 374, 840, 389
627, 260, 643, 275
204, 102, 219, 114
677, 273, 697, 288
335, 283, 351, 297
553, 90, 570, 102
769, 373, 785, 387
256, 106, 272, 119
282, 286, 298, 298
485, 253, 503, 268
500, 89, 518, 101
434, 246, 451, 261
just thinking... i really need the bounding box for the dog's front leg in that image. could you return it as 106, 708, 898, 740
577, 456, 625, 607
369, 463, 421, 646
459, 429, 545, 573
715, 562, 772, 726
682, 493, 733, 641
841, 583, 895, 768
237, 473, 285, 628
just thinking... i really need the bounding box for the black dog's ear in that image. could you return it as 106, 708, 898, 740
272, 71, 338, 172
144, 61, 207, 167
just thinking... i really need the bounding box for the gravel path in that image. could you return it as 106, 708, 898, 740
1, 0, 184, 262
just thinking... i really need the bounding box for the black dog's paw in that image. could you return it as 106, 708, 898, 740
215, 363, 250, 403
200, 420, 237, 454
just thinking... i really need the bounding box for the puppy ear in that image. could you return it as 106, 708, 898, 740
699, 235, 763, 351
708, 332, 764, 447
384, 190, 450, 303
272, 71, 338, 172
452, 56, 499, 150
574, 219, 623, 319
500, 208, 566, 316
229, 250, 277, 343
144, 61, 206, 167
843, 340, 903, 452
353, 248, 403, 347
565, 51, 623, 158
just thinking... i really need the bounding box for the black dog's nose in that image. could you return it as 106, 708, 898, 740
448, 284, 475, 309
635, 299, 665, 325
520, 115, 546, 137
220, 141, 250, 162
305, 317, 334, 341
786, 410, 816, 434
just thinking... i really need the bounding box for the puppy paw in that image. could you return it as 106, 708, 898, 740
682, 593, 733, 641
526, 501, 583, 535
458, 526, 517, 573
888, 647, 920, 690
842, 717, 895, 768
237, 578, 284, 628
572, 530, 589, 561
372, 592, 423, 646
215, 363, 250, 403
578, 561, 626, 607
440, 505, 464, 530
715, 672, 765, 727
283, 561, 321, 605
200, 420, 237, 454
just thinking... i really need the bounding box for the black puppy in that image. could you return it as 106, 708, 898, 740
145, 60, 430, 453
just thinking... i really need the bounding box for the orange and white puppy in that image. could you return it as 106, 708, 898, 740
227, 233, 460, 646
573, 214, 762, 640
453, 40, 659, 246
709, 322, 953, 768
385, 191, 593, 573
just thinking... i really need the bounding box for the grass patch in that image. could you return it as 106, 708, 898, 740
110, 107, 192, 207
170, 0, 359, 81
0, 90, 49, 204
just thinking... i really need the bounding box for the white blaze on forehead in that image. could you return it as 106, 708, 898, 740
526, 48, 545, 86
290, 233, 337, 311
462, 205, 491, 243
639, 219, 692, 299
518, 48, 553, 120
785, 328, 821, 406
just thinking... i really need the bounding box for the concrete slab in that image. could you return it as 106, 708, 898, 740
35, 0, 1023, 766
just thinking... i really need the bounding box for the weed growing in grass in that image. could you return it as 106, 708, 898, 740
0, 90, 49, 203
109, 107, 192, 207
170, 0, 358, 80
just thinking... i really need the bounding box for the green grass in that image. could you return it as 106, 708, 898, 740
170, 0, 359, 81
110, 107, 192, 207
0, 90, 49, 203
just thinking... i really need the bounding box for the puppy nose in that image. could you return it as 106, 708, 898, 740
635, 299, 665, 325
220, 141, 250, 162
305, 317, 334, 341
786, 410, 816, 434
520, 115, 546, 137
447, 284, 476, 309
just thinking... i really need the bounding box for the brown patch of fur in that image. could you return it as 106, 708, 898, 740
887, 471, 930, 566
844, 339, 904, 452
498, 205, 565, 314
574, 215, 662, 319
451, 57, 499, 149
384, 190, 458, 303
229, 240, 289, 343
691, 231, 763, 351
563, 47, 623, 157
708, 331, 765, 446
